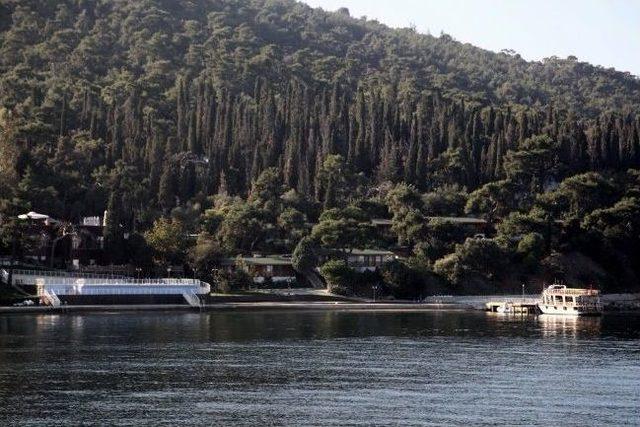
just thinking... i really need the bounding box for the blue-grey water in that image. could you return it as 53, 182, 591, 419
0, 310, 638, 426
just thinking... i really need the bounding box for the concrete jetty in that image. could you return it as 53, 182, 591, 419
485, 299, 539, 314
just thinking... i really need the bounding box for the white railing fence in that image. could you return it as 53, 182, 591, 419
9, 269, 131, 280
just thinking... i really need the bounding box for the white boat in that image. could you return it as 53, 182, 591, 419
495, 302, 513, 313
537, 284, 602, 316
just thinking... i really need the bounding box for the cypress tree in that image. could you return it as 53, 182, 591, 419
104, 190, 126, 264
354, 88, 367, 172
181, 162, 196, 200
177, 77, 187, 144
415, 141, 426, 188
323, 176, 336, 210
158, 160, 176, 212
59, 93, 67, 137
188, 108, 199, 154
404, 116, 418, 184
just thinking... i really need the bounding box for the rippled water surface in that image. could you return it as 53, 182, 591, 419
0, 310, 639, 426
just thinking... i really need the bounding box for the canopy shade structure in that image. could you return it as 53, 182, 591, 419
17, 212, 61, 225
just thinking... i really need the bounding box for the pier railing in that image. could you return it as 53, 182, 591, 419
35, 277, 211, 296
34, 276, 208, 288
9, 269, 131, 280
6, 268, 212, 297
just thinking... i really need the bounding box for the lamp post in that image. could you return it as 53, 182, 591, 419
167, 267, 172, 278
372, 284, 379, 302
136, 267, 142, 280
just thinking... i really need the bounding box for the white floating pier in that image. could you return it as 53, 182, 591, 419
4, 269, 210, 306
36, 277, 210, 297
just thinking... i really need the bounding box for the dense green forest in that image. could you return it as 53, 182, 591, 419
1, 0, 640, 295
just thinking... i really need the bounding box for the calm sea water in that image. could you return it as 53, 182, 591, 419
0, 310, 638, 426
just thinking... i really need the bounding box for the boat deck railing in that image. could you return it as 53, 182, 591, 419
544, 288, 599, 296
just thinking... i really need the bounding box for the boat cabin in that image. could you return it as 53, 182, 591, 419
539, 284, 602, 315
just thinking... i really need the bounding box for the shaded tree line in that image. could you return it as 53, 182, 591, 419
2, 0, 640, 295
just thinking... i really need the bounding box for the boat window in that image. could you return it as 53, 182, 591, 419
555, 295, 563, 303
566, 296, 574, 304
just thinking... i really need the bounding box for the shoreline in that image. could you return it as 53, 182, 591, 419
1, 301, 639, 315
1, 292, 638, 315
0, 301, 472, 314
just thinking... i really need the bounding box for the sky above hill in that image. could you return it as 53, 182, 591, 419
302, 0, 640, 77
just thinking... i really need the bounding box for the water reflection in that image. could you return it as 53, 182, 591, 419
537, 314, 602, 339
0, 310, 638, 426
0, 310, 635, 344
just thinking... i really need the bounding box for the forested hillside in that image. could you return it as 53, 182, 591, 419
2, 0, 640, 294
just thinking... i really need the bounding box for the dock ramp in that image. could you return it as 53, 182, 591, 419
41, 289, 61, 307
182, 292, 202, 307
300, 268, 325, 289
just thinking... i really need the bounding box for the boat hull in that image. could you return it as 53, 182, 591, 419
537, 303, 602, 316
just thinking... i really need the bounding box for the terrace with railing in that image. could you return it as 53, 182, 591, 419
39, 280, 210, 296
2, 268, 210, 296
8, 268, 131, 281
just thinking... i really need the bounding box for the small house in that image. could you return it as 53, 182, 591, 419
372, 216, 491, 237
319, 249, 398, 272
223, 255, 297, 285
13, 212, 106, 268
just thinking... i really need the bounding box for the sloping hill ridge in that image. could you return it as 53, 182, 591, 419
0, 0, 639, 116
